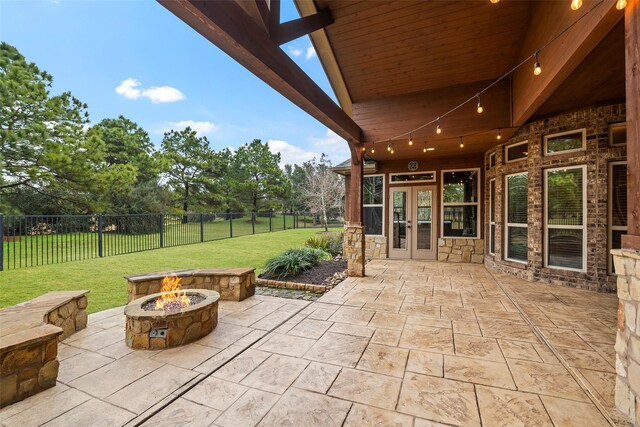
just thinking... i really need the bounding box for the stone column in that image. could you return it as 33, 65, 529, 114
344, 224, 365, 277
613, 249, 640, 424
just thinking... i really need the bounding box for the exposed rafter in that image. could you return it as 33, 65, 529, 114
273, 8, 334, 45
512, 0, 623, 125
158, 0, 361, 145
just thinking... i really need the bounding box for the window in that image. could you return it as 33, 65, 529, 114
505, 141, 528, 163
505, 173, 528, 263
442, 169, 480, 238
489, 152, 496, 168
363, 175, 384, 236
390, 171, 435, 183
544, 166, 586, 272
609, 123, 627, 147
544, 129, 586, 155
608, 162, 627, 274
489, 179, 496, 255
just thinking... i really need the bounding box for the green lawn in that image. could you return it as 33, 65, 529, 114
2, 214, 310, 269
0, 228, 338, 313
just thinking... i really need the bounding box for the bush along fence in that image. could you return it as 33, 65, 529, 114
0, 212, 344, 271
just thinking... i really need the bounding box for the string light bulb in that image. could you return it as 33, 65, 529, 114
533, 51, 542, 76
476, 94, 483, 114
490, 0, 500, 3
459, 137, 464, 148
390, 143, 395, 154
409, 132, 413, 146
387, 141, 391, 152
436, 118, 442, 134
616, 0, 627, 9
423, 142, 427, 153
570, 0, 582, 10
361, 145, 366, 153
497, 128, 502, 140
371, 144, 375, 154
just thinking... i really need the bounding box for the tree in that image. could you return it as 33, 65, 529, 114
302, 155, 344, 231
283, 163, 308, 212
88, 116, 158, 183
0, 42, 136, 213
229, 139, 287, 213
159, 127, 217, 216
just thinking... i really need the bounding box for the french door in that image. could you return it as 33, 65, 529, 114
388, 186, 437, 260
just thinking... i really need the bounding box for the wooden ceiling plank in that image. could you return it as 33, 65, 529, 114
512, 0, 623, 126
158, 0, 361, 143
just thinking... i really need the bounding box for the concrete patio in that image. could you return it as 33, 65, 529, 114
0, 260, 621, 426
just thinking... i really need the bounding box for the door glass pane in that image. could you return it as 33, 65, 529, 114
392, 191, 407, 249
416, 190, 432, 250
611, 164, 627, 227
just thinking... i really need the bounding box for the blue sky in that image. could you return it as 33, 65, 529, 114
0, 0, 350, 166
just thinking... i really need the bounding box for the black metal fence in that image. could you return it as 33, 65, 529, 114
0, 212, 344, 271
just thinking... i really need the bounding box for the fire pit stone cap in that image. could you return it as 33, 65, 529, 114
124, 269, 198, 282
124, 289, 220, 319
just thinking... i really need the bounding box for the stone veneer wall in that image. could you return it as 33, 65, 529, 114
0, 327, 60, 408
344, 224, 365, 276
127, 268, 255, 303
484, 103, 626, 292
613, 249, 640, 423
365, 236, 387, 259
438, 238, 484, 263
46, 295, 88, 341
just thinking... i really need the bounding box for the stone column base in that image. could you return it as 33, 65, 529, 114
613, 249, 640, 424
344, 224, 365, 277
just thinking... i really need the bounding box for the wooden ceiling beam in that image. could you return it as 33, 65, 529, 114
158, 0, 361, 145
512, 0, 623, 126
274, 8, 334, 45
236, 0, 270, 34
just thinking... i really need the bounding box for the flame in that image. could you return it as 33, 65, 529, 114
155, 274, 191, 310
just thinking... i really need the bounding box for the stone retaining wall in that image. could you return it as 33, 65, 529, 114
126, 268, 255, 303
256, 278, 327, 293
365, 235, 387, 259
437, 238, 484, 263
46, 295, 88, 341
613, 249, 640, 424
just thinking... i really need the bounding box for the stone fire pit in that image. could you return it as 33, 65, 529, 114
124, 289, 219, 350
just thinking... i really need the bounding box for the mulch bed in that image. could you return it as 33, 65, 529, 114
259, 259, 347, 285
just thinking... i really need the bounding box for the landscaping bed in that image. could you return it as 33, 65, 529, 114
259, 259, 346, 285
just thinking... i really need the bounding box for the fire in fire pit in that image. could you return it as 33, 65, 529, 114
142, 274, 204, 312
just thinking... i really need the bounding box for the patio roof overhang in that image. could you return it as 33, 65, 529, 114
160, 0, 638, 248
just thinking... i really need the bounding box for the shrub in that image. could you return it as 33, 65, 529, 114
305, 232, 343, 257
263, 247, 331, 279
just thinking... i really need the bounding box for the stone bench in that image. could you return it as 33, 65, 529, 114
0, 290, 89, 408
125, 268, 255, 303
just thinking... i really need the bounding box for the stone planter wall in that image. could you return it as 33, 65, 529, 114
125, 290, 219, 350
126, 268, 255, 303
484, 103, 626, 291
255, 278, 327, 293
0, 325, 61, 408
613, 249, 640, 424
437, 238, 484, 263
344, 224, 365, 277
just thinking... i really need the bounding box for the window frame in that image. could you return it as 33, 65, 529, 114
543, 129, 586, 156
504, 172, 528, 264
609, 122, 627, 147
505, 140, 528, 163
489, 178, 496, 256
608, 161, 627, 274
389, 171, 436, 184
441, 168, 481, 239
489, 152, 496, 168
543, 165, 587, 273
362, 174, 385, 237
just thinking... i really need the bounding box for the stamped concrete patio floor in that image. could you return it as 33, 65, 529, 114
0, 260, 623, 426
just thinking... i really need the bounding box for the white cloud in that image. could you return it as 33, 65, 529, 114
312, 129, 344, 147
287, 46, 303, 57
305, 45, 316, 60
164, 120, 218, 136
115, 78, 185, 103
267, 140, 320, 167
308, 129, 350, 164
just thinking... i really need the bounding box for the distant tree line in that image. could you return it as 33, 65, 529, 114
0, 43, 344, 225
